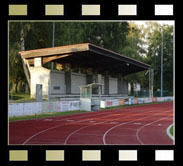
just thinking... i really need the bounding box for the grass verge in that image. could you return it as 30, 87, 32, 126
9, 110, 87, 122
169, 125, 174, 137
166, 124, 174, 141
9, 92, 33, 102
9, 92, 48, 102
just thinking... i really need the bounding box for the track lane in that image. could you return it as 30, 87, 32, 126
65, 107, 172, 145
24, 105, 161, 144
9, 102, 173, 145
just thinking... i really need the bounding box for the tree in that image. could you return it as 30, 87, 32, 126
145, 22, 173, 92
54, 22, 129, 52
122, 23, 149, 95
11, 21, 150, 94
9, 22, 25, 93
9, 22, 54, 93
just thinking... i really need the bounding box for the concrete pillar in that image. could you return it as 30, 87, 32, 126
93, 72, 102, 84
86, 74, 93, 84
34, 57, 42, 67
97, 74, 102, 84
118, 74, 123, 94
121, 79, 128, 95
65, 64, 71, 94
86, 68, 93, 84
104, 71, 109, 95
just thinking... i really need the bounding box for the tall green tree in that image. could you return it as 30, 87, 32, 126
9, 22, 25, 93
9, 22, 53, 92
145, 22, 173, 92
122, 23, 149, 94
11, 21, 157, 95
54, 22, 129, 52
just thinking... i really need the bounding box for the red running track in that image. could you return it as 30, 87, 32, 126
9, 102, 174, 145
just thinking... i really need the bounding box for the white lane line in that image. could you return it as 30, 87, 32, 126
23, 104, 171, 145
38, 110, 111, 122
102, 109, 172, 145
23, 107, 139, 144
136, 116, 172, 144
75, 128, 138, 137
44, 119, 53, 121
133, 122, 142, 125
64, 106, 171, 145
66, 119, 74, 122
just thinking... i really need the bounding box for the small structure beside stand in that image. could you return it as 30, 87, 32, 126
80, 83, 103, 111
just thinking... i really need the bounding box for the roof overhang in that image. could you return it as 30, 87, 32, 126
19, 43, 150, 76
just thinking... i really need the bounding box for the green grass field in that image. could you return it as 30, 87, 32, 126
9, 92, 33, 102
9, 92, 49, 102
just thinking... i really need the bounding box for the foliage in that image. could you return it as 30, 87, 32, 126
54, 22, 129, 52
9, 22, 25, 93
145, 22, 173, 91
123, 23, 149, 94
9, 21, 173, 94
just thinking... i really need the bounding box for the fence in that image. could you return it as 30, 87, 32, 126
132, 90, 172, 97
9, 97, 173, 117
100, 96, 173, 108
9, 100, 80, 117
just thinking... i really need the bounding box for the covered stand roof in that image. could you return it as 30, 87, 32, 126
19, 43, 150, 76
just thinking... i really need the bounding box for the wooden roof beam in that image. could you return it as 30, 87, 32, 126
27, 54, 72, 65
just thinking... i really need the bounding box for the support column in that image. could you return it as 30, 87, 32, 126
86, 75, 93, 84
65, 64, 71, 94
86, 68, 93, 84
34, 57, 42, 67
104, 71, 109, 95
122, 79, 128, 95
118, 74, 123, 94
97, 74, 102, 84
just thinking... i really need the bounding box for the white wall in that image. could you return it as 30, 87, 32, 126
30, 67, 51, 98
30, 66, 127, 97
109, 77, 118, 94
71, 73, 87, 94
50, 71, 66, 94
9, 100, 80, 117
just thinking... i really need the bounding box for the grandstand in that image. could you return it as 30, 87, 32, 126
19, 43, 150, 101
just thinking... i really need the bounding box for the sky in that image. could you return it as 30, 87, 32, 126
128, 20, 174, 26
